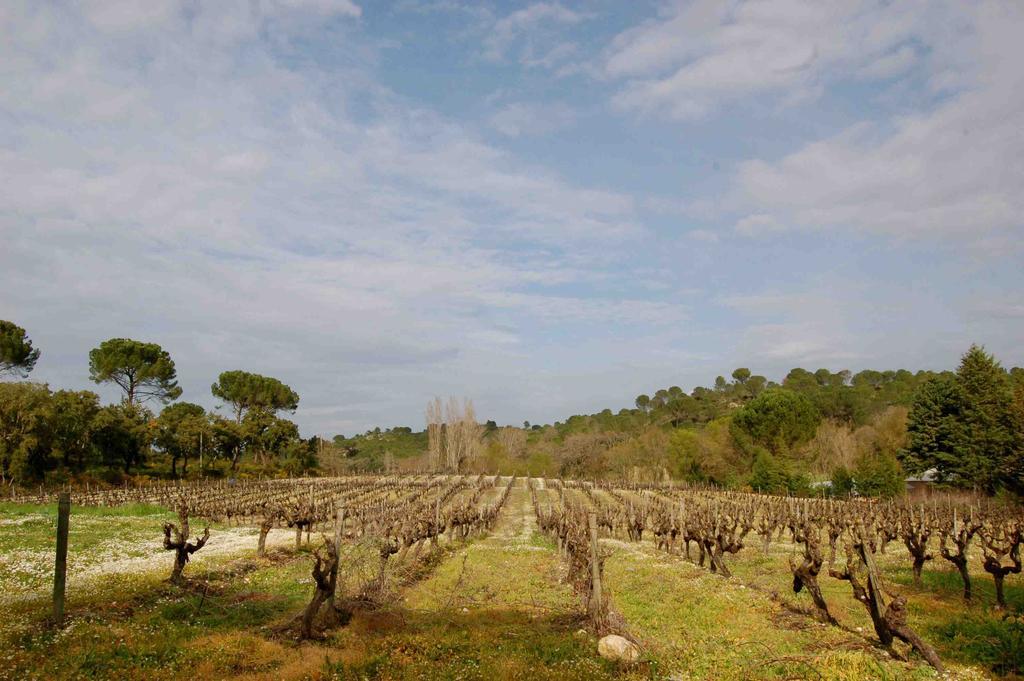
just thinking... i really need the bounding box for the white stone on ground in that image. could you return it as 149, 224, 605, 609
597, 634, 641, 663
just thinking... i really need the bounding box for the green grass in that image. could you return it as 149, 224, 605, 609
887, 562, 1024, 611
327, 609, 637, 681
0, 490, 1012, 681
403, 536, 578, 613
0, 501, 225, 558
0, 501, 284, 597
350, 486, 638, 680
602, 541, 937, 681
0, 487, 630, 681
931, 612, 1024, 676
666, 537, 1018, 679
405, 487, 575, 614
0, 552, 312, 681
0, 501, 171, 518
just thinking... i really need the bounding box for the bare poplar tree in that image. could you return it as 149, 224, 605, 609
497, 426, 527, 458
426, 396, 483, 472
444, 396, 464, 470
444, 397, 483, 471
426, 397, 444, 471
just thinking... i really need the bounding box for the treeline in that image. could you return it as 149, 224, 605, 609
451, 370, 934, 491
5, 317, 1021, 497
0, 321, 317, 485
331, 346, 1023, 499
510, 346, 1022, 496
330, 427, 427, 473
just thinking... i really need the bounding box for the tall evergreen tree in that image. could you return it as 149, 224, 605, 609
902, 345, 1021, 494
957, 345, 1018, 493
902, 375, 963, 477
1010, 378, 1024, 494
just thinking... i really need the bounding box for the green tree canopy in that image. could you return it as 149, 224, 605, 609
730, 388, 819, 456
91, 404, 153, 474
88, 338, 182, 406
956, 345, 1018, 493
748, 452, 809, 495
241, 407, 301, 466
746, 375, 768, 397
902, 345, 1022, 494
279, 437, 319, 476
0, 382, 53, 482
850, 450, 904, 498
210, 416, 245, 471
50, 390, 101, 472
211, 370, 299, 422
156, 402, 208, 477
0, 320, 41, 378
783, 368, 818, 393
902, 375, 962, 475
830, 466, 855, 497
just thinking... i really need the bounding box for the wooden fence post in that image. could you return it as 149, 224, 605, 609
432, 495, 441, 546
587, 511, 604, 629
334, 503, 346, 556
329, 503, 345, 609
53, 492, 71, 625
307, 485, 315, 543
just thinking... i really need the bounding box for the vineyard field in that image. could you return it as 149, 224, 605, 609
0, 476, 1020, 681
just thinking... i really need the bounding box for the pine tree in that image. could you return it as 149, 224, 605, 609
902, 345, 1022, 494
956, 345, 1016, 493
1010, 379, 1024, 494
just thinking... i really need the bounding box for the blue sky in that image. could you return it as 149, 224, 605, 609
1, 0, 1022, 436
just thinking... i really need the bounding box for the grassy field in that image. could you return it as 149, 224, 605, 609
0, 501, 296, 600
0, 486, 1019, 680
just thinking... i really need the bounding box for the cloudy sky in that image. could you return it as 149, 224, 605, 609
2, 0, 1022, 436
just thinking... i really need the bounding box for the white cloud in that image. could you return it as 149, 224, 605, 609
715, 278, 1019, 377
265, 0, 362, 18
734, 214, 784, 236
723, 289, 865, 368
731, 4, 1024, 242
604, 0, 964, 119
489, 101, 576, 137
720, 292, 822, 316
72, 0, 361, 36
216, 151, 272, 175
856, 44, 918, 80
741, 324, 863, 363
76, 0, 181, 31
686, 229, 719, 243
965, 300, 1024, 320
483, 2, 585, 67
